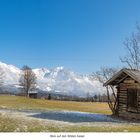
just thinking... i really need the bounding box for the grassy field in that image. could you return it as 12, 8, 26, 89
0, 95, 140, 132
0, 95, 111, 114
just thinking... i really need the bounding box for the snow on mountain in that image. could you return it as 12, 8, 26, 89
0, 62, 20, 85
0, 61, 106, 97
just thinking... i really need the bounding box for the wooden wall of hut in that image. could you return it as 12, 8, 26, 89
118, 77, 140, 120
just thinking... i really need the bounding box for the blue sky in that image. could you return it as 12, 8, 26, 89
0, 0, 140, 74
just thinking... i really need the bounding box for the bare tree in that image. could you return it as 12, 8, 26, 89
120, 24, 140, 70
0, 68, 4, 92
19, 65, 37, 97
91, 67, 119, 115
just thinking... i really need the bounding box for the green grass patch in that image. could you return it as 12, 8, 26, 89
64, 125, 140, 132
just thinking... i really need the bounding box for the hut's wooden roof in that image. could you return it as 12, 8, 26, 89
104, 68, 140, 86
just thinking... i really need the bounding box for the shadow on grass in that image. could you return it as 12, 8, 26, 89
29, 111, 124, 123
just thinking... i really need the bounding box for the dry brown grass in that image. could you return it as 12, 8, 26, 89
0, 95, 111, 114
0, 95, 140, 132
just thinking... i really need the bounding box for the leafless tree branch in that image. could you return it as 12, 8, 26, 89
121, 25, 140, 70
0, 67, 4, 91
91, 66, 119, 115
19, 65, 37, 97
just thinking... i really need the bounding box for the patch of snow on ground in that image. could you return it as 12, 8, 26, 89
0, 109, 124, 124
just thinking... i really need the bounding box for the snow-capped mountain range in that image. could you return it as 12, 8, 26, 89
0, 61, 105, 97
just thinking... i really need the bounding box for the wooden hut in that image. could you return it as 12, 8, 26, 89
28, 91, 38, 99
104, 68, 140, 120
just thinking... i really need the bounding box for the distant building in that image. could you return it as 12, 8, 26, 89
28, 91, 38, 99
